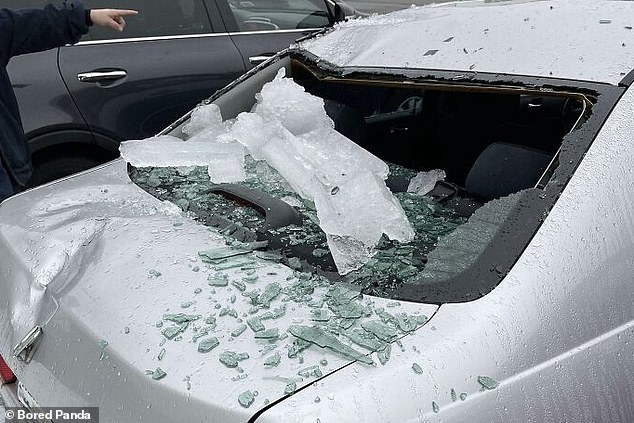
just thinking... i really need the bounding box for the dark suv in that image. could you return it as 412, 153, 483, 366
6, 0, 346, 185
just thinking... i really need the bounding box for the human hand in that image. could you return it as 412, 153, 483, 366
90, 9, 138, 32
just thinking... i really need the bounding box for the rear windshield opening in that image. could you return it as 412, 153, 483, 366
128, 58, 592, 302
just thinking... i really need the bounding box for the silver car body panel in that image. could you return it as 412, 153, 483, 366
0, 159, 437, 422
2, 1, 634, 422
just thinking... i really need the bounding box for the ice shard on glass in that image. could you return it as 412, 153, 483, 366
230, 69, 414, 274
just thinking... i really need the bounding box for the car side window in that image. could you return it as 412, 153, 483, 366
81, 0, 212, 41
226, 0, 331, 32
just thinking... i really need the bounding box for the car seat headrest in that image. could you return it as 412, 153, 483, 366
466, 142, 553, 201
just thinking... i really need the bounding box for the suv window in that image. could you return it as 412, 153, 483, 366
81, 0, 212, 41
226, 0, 330, 31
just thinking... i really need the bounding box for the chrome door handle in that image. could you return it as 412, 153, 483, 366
77, 69, 127, 83
248, 55, 274, 65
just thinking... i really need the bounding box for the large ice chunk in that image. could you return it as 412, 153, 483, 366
253, 71, 332, 136
314, 171, 416, 273
231, 69, 414, 273
119, 135, 245, 183
183, 103, 235, 144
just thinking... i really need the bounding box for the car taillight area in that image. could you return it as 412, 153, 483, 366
0, 354, 17, 384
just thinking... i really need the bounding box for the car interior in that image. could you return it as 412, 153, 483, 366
131, 56, 591, 296
293, 60, 588, 218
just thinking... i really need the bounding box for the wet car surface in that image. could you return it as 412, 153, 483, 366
2, 1, 634, 422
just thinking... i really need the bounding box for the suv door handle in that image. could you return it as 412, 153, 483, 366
77, 69, 127, 83
248, 55, 274, 65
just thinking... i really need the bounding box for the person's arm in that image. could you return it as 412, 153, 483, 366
0, 1, 88, 66
0, 2, 138, 65
90, 8, 138, 32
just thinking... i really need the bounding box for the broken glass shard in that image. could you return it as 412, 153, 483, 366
288, 338, 312, 358
255, 328, 279, 340
262, 304, 287, 320
329, 300, 365, 319
208, 274, 229, 287
287, 257, 302, 271
192, 328, 210, 342
200, 247, 251, 263
220, 307, 238, 318
163, 314, 200, 324
326, 286, 360, 304
393, 313, 427, 333
311, 309, 330, 322
346, 328, 386, 351
162, 323, 188, 340
247, 317, 265, 332
231, 324, 248, 337
214, 256, 256, 271
477, 375, 499, 390
232, 373, 249, 382
219, 351, 249, 368
284, 381, 297, 395
158, 348, 166, 361
257, 282, 282, 307
232, 281, 247, 292
432, 401, 440, 414
238, 390, 256, 408
412, 363, 423, 374
377, 343, 391, 365
361, 320, 398, 342
151, 368, 167, 380
298, 365, 322, 378
288, 325, 373, 365
264, 351, 281, 367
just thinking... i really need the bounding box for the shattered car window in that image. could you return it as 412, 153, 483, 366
126, 59, 590, 301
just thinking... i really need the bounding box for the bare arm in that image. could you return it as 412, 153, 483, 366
90, 8, 138, 32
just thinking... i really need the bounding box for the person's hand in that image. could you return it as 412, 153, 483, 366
90, 9, 138, 32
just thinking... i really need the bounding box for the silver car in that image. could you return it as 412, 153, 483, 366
2, 1, 634, 422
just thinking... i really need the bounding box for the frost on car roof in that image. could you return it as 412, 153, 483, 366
299, 0, 634, 84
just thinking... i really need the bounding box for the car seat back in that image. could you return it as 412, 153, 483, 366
465, 142, 553, 201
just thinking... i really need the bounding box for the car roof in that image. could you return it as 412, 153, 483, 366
300, 0, 634, 85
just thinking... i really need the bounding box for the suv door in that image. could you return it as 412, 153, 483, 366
213, 0, 333, 68
60, 0, 246, 143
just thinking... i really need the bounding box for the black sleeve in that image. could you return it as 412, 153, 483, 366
0, 1, 90, 66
